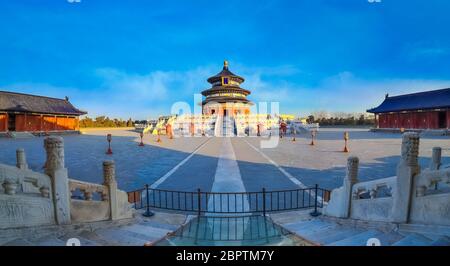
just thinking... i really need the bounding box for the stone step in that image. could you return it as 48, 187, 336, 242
285, 225, 334, 238
58, 232, 104, 246
2, 238, 34, 246
33, 236, 66, 246
138, 220, 179, 231
120, 224, 171, 241
294, 224, 338, 240
327, 230, 382, 246
8, 132, 35, 138
76, 230, 114, 246
94, 228, 152, 246
283, 220, 334, 235
0, 237, 21, 246
307, 226, 366, 245
430, 236, 450, 246
372, 232, 404, 246
398, 223, 450, 237
414, 232, 446, 242
392, 233, 434, 246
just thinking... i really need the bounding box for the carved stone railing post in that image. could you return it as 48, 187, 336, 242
343, 156, 359, 218
323, 156, 360, 218
103, 161, 118, 220
16, 148, 28, 170
392, 133, 420, 223
44, 136, 71, 225
430, 147, 442, 171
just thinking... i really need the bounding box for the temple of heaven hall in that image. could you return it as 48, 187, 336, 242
201, 61, 253, 117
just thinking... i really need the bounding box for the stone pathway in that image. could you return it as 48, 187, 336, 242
207, 138, 249, 213
211, 138, 246, 193
150, 138, 212, 189
243, 138, 308, 189
232, 138, 299, 191
154, 137, 222, 191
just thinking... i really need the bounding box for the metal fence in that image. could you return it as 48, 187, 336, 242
127, 184, 331, 216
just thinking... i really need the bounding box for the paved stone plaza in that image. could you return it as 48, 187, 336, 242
0, 128, 449, 192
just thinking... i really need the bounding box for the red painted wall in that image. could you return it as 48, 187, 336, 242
0, 113, 80, 132
26, 115, 42, 131
13, 114, 79, 132
377, 110, 447, 129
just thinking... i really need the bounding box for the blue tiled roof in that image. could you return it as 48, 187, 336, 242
367, 88, 450, 113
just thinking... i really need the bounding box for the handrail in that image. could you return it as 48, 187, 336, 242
127, 185, 331, 216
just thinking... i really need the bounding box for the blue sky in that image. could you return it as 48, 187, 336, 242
1, 0, 450, 119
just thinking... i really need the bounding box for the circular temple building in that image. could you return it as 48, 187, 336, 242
201, 61, 253, 116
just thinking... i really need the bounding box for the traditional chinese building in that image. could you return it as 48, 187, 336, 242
367, 88, 450, 130
0, 91, 86, 133
201, 61, 253, 116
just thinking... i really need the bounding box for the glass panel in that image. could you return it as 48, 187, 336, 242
153, 216, 306, 246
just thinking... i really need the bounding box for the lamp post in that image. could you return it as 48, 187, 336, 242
106, 134, 113, 155
139, 132, 144, 146
343, 131, 349, 153
310, 129, 316, 146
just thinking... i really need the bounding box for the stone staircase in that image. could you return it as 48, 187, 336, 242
222, 116, 236, 137
279, 218, 450, 246
7, 131, 35, 138
214, 115, 223, 137
0, 211, 187, 246
3, 209, 449, 246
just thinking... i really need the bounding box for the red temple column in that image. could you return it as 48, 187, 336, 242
24, 113, 27, 131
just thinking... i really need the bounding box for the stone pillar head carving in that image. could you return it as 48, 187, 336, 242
103, 160, 116, 185
44, 136, 65, 174
346, 156, 359, 184
16, 148, 28, 170
400, 133, 420, 167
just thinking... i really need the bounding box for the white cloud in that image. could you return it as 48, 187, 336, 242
96, 68, 170, 101
95, 66, 216, 101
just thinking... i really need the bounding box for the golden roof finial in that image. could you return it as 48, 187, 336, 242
224, 60, 229, 69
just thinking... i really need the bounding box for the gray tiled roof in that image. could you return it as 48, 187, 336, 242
0, 91, 87, 116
